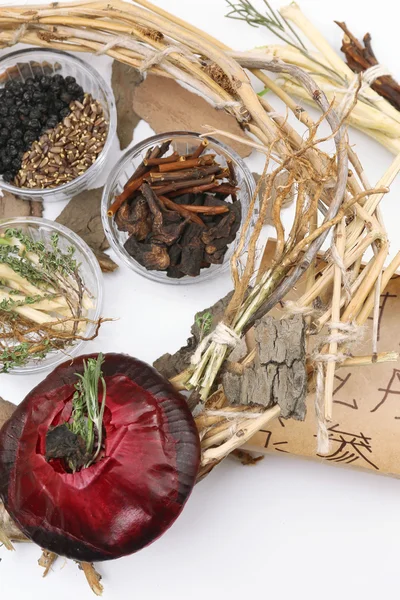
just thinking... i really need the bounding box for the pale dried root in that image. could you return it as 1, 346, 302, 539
0, 502, 29, 549
231, 449, 264, 466
79, 562, 104, 597
38, 550, 58, 577
0, 528, 15, 551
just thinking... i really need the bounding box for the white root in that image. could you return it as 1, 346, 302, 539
0, 290, 67, 312
0, 264, 45, 297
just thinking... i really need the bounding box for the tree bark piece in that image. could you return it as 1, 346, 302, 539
337, 21, 400, 112
132, 74, 251, 158
223, 314, 307, 420
111, 61, 142, 150
0, 191, 43, 219
55, 187, 117, 273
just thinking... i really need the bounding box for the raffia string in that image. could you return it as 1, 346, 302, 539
9, 23, 27, 46
335, 64, 392, 119
282, 300, 319, 317
191, 322, 241, 367
139, 45, 195, 74
313, 321, 364, 454
95, 35, 136, 55
329, 240, 352, 302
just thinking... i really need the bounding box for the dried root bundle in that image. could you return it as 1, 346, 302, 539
226, 1, 400, 154
0, 0, 399, 521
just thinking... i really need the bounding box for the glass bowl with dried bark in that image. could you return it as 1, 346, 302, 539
0, 48, 116, 203
0, 217, 104, 374
102, 131, 256, 284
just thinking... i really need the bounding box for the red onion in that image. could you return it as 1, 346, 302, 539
0, 353, 200, 562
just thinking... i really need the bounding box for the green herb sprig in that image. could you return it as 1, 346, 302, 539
68, 353, 107, 469
195, 311, 213, 341
225, 0, 345, 84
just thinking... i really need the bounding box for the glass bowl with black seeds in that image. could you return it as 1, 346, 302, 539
102, 131, 256, 285
0, 48, 116, 203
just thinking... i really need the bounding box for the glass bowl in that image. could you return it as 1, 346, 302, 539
0, 217, 103, 375
102, 131, 256, 285
0, 48, 116, 203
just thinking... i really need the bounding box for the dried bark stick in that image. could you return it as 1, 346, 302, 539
158, 195, 205, 227
336, 21, 400, 112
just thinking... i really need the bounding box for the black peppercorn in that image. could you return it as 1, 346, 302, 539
11, 129, 23, 140
22, 91, 34, 103
8, 145, 18, 158
45, 117, 58, 129
60, 92, 72, 104
1, 152, 11, 166
40, 75, 51, 88
54, 99, 64, 112
23, 131, 37, 145
27, 119, 41, 131
59, 107, 71, 119
29, 108, 42, 120
7, 117, 18, 129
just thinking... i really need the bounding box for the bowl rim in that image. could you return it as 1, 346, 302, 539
0, 215, 104, 374
0, 47, 117, 199
101, 130, 256, 285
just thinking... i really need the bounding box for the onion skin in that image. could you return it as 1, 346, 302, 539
0, 353, 200, 562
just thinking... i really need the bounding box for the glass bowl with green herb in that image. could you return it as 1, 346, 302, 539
0, 217, 103, 374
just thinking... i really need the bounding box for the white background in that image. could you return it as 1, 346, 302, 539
2, 1, 400, 599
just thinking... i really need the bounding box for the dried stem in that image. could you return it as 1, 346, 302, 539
324, 218, 346, 421
80, 562, 104, 597
38, 550, 58, 577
